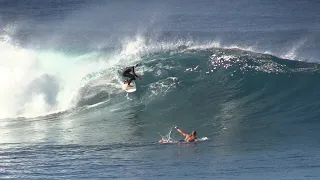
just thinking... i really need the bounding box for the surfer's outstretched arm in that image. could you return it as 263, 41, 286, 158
175, 126, 186, 136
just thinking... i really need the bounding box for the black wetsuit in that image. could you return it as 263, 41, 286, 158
122, 66, 138, 85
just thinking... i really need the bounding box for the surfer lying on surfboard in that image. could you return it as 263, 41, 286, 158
122, 64, 141, 87
159, 126, 197, 143
174, 126, 197, 142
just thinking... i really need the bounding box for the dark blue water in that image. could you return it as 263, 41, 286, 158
1, 0, 320, 179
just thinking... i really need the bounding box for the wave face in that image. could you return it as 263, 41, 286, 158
2, 1, 320, 179
2, 27, 320, 126
131, 45, 320, 139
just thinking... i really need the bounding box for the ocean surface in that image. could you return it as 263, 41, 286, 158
1, 0, 320, 179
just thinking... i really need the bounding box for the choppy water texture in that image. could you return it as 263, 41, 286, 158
1, 0, 320, 179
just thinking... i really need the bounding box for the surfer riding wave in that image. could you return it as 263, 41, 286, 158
122, 64, 141, 87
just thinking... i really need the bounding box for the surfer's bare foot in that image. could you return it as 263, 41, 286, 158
127, 84, 133, 87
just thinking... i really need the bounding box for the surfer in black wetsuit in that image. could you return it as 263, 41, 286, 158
122, 64, 141, 87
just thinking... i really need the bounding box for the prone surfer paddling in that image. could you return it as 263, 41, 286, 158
122, 64, 141, 87
174, 126, 197, 142
158, 126, 197, 143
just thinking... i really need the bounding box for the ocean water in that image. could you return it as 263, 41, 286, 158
1, 0, 320, 179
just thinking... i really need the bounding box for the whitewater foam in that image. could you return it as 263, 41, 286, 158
281, 37, 308, 60
0, 30, 122, 118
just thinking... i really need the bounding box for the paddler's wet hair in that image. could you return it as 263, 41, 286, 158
192, 131, 197, 136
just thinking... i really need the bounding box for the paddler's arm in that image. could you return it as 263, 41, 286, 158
174, 126, 186, 136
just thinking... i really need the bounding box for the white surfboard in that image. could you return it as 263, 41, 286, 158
122, 81, 137, 93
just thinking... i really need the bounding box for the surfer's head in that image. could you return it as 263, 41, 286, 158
191, 131, 197, 136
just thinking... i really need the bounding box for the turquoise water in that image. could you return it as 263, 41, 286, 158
1, 0, 320, 179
